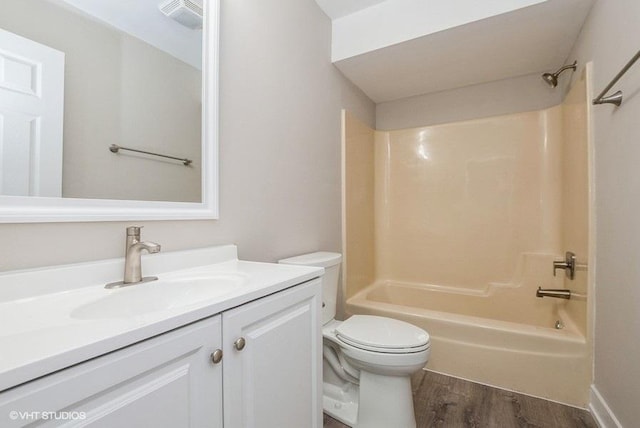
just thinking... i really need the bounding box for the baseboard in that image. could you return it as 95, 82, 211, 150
589, 385, 623, 428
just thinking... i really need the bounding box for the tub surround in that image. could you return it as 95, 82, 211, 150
0, 245, 323, 392
561, 67, 592, 340
374, 108, 564, 292
342, 69, 592, 407
342, 111, 376, 302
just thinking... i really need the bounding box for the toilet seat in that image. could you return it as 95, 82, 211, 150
335, 315, 430, 354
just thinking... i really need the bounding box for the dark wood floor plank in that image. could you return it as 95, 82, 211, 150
323, 370, 597, 428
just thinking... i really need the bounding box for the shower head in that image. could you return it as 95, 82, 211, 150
542, 61, 577, 88
542, 72, 559, 87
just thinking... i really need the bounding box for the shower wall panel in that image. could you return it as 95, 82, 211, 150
342, 111, 376, 298
561, 70, 590, 337
374, 108, 564, 290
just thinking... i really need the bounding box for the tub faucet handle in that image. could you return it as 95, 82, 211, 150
553, 251, 576, 280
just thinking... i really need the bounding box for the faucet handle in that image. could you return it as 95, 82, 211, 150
553, 251, 576, 280
126, 226, 142, 236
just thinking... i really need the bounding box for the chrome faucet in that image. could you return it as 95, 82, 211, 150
105, 226, 161, 289
536, 287, 572, 300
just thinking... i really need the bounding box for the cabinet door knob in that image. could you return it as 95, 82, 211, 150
210, 349, 223, 364
234, 337, 246, 351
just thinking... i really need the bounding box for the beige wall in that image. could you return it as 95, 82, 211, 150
0, 0, 202, 203
568, 1, 640, 425
376, 72, 564, 130
69, 34, 202, 202
0, 0, 375, 271
342, 112, 375, 299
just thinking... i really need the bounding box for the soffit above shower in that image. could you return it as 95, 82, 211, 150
314, 0, 389, 19
317, 0, 594, 103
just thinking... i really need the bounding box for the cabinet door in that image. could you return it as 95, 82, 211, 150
0, 316, 223, 428
223, 279, 322, 428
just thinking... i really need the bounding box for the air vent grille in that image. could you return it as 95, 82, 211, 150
183, 0, 203, 16
160, 0, 181, 14
159, 0, 203, 29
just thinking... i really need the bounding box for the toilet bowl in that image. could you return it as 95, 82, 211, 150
279, 252, 430, 428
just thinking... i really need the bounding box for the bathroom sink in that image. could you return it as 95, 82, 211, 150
71, 273, 249, 320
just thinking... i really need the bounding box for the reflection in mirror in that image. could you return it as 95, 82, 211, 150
0, 0, 203, 203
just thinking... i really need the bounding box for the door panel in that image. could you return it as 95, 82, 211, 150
223, 280, 322, 428
0, 28, 64, 197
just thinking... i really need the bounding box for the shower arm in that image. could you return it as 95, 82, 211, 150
554, 62, 577, 76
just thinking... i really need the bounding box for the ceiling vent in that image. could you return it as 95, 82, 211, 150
159, 0, 203, 29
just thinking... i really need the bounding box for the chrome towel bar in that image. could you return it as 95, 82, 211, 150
109, 144, 193, 166
593, 50, 640, 106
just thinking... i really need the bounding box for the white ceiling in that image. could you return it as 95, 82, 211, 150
55, 0, 202, 69
315, 0, 388, 19
331, 0, 595, 103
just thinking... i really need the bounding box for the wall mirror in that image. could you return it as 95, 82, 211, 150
0, 0, 218, 222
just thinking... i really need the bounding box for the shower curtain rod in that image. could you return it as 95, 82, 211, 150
109, 144, 193, 166
593, 49, 640, 106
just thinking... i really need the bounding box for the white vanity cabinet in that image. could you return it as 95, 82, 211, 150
222, 277, 322, 428
0, 315, 224, 428
0, 315, 222, 428
0, 279, 321, 428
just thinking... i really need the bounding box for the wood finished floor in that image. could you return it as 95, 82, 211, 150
323, 370, 597, 428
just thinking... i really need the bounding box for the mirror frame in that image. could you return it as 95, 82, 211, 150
0, 0, 219, 223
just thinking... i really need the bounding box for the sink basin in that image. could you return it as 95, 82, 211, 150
71, 273, 249, 320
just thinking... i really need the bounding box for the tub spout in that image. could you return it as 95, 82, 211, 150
536, 287, 571, 300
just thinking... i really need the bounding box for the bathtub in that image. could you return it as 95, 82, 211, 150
346, 280, 591, 407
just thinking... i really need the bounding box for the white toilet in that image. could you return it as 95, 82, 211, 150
279, 252, 430, 428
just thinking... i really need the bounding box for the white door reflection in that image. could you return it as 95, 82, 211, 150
0, 28, 64, 197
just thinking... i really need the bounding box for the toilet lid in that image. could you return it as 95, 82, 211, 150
335, 315, 430, 353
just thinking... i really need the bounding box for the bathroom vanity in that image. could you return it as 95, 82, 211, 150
0, 246, 323, 427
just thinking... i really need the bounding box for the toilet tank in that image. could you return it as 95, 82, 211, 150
278, 252, 342, 325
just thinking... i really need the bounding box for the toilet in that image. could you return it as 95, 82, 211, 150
279, 252, 430, 428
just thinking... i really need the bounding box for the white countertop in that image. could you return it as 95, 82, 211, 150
0, 246, 323, 392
